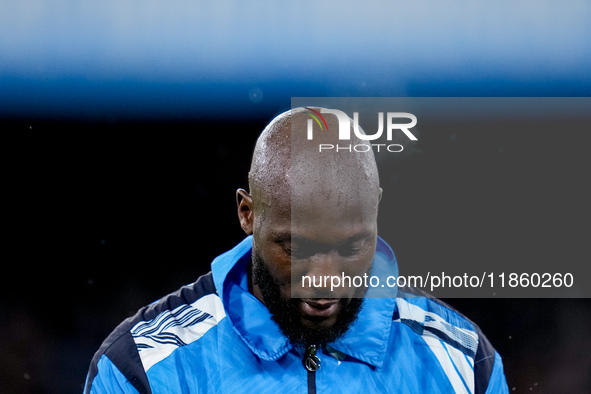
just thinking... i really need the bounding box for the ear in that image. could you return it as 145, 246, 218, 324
236, 188, 254, 235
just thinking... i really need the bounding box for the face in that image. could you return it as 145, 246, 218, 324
237, 184, 380, 346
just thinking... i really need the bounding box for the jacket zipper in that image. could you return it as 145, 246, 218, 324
304, 345, 320, 394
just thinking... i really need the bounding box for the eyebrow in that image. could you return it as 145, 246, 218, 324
271, 230, 373, 246
271, 232, 292, 243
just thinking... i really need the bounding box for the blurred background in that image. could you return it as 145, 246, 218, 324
1, 0, 590, 392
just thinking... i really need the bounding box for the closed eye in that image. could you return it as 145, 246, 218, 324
338, 241, 366, 257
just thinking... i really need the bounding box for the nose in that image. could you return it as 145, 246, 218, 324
307, 248, 343, 278
293, 250, 348, 298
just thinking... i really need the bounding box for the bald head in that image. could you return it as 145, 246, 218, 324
247, 107, 381, 219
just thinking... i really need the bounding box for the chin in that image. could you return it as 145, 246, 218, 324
299, 313, 340, 330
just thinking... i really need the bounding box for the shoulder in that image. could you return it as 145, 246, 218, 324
84, 272, 225, 394
394, 285, 508, 394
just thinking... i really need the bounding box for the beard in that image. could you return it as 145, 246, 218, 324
252, 249, 364, 347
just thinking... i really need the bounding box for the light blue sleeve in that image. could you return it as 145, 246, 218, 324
484, 352, 510, 394
85, 354, 140, 394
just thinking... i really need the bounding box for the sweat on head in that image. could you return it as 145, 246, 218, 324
247, 107, 382, 231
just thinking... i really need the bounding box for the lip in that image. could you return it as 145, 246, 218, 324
300, 299, 340, 318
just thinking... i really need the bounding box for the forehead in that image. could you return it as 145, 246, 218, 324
258, 183, 379, 246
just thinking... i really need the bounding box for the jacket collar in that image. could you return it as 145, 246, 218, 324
211, 236, 398, 367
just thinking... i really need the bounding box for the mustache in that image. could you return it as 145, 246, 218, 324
251, 247, 364, 346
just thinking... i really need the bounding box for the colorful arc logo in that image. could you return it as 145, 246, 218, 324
305, 107, 329, 131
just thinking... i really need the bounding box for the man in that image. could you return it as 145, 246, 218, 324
84, 108, 509, 393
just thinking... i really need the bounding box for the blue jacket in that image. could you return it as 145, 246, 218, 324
84, 236, 509, 393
